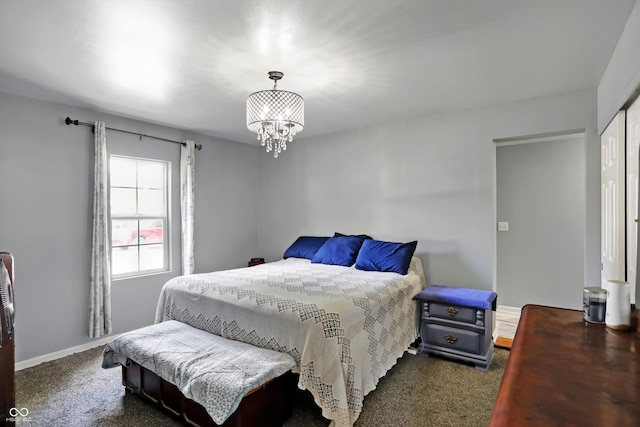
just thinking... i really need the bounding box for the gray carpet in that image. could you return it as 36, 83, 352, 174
14, 345, 508, 427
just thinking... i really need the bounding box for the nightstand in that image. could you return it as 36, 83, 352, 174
248, 257, 265, 267
413, 285, 497, 371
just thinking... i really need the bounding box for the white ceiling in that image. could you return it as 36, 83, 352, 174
0, 0, 635, 144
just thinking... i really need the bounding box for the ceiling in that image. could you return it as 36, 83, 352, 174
0, 0, 636, 145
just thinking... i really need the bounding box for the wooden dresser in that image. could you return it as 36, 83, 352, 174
489, 304, 640, 427
0, 252, 15, 424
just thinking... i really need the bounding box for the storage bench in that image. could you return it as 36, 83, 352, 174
102, 320, 297, 427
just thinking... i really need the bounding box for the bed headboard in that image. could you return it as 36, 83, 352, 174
0, 252, 13, 284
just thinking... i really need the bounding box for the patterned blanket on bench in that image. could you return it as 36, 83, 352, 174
102, 320, 296, 424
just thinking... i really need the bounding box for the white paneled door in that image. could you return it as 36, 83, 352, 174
627, 100, 640, 304
601, 111, 626, 287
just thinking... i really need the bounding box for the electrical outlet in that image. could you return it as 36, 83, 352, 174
498, 221, 509, 232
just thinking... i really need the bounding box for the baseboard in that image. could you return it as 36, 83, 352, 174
15, 334, 120, 371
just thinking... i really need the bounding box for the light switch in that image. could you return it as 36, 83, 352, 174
498, 221, 509, 232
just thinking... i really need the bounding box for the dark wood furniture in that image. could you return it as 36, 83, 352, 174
123, 361, 292, 427
415, 292, 494, 371
489, 304, 640, 427
0, 252, 15, 424
247, 258, 265, 267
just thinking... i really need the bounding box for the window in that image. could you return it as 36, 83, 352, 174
110, 156, 169, 278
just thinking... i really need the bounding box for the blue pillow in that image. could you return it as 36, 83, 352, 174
355, 239, 417, 275
283, 236, 330, 260
334, 232, 373, 240
311, 236, 368, 266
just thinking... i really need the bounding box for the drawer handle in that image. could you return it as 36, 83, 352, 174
445, 306, 458, 316
445, 334, 458, 344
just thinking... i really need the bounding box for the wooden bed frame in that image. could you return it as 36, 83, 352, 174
122, 360, 294, 427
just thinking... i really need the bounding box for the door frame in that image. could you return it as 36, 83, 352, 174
492, 129, 586, 298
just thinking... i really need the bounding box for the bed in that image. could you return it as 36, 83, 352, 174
155, 255, 427, 427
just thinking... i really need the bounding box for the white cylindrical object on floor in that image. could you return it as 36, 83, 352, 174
605, 280, 631, 330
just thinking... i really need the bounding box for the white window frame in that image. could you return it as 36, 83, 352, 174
109, 155, 170, 279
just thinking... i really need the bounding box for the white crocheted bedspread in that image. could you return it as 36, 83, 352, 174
154, 257, 427, 427
102, 320, 296, 425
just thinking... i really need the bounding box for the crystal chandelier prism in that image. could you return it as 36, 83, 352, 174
246, 71, 304, 158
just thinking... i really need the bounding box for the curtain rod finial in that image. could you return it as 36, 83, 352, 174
65, 117, 79, 126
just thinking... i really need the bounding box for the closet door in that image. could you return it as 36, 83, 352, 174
601, 111, 626, 286
627, 99, 640, 304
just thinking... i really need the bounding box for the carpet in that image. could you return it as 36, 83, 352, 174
14, 345, 508, 427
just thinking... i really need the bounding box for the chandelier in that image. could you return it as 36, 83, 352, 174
246, 71, 304, 158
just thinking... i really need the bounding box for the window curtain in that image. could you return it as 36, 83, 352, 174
180, 140, 196, 275
89, 121, 112, 338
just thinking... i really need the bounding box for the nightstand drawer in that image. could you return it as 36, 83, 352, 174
426, 302, 477, 324
424, 323, 480, 354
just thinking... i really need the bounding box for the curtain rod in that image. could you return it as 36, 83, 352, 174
64, 117, 203, 150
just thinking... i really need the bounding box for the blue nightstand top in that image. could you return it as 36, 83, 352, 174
413, 284, 497, 310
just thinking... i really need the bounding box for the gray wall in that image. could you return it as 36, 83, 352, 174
496, 137, 586, 309
0, 87, 603, 362
258, 89, 601, 298
0, 81, 608, 362
0, 92, 259, 362
598, 1, 640, 134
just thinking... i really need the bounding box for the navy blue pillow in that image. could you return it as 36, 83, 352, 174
355, 239, 418, 275
334, 232, 373, 240
283, 236, 330, 260
311, 236, 368, 266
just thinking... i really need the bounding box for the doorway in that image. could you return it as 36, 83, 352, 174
495, 132, 586, 310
